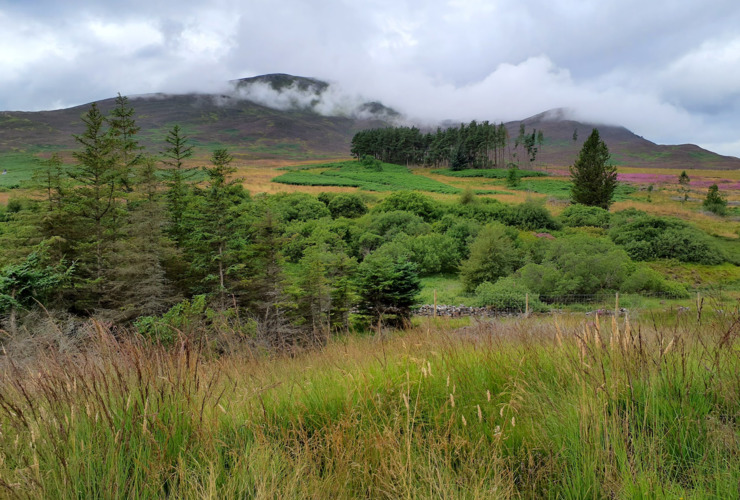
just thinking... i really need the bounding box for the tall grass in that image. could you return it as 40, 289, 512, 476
0, 312, 738, 498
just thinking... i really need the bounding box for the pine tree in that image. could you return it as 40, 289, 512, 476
161, 125, 195, 246
184, 149, 250, 307
108, 94, 143, 193
703, 184, 727, 215
678, 171, 690, 203
67, 103, 124, 310
104, 156, 178, 322
569, 128, 617, 209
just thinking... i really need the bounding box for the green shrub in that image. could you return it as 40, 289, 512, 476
136, 295, 212, 345
504, 200, 561, 231
433, 215, 481, 260
703, 184, 727, 215
374, 191, 440, 221
397, 233, 462, 275
519, 234, 633, 297
609, 214, 725, 264
621, 266, 690, 298
327, 193, 368, 219
559, 204, 611, 228
460, 223, 523, 292
365, 210, 430, 240
473, 277, 546, 312
270, 193, 330, 222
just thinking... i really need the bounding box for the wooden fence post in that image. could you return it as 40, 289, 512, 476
433, 289, 437, 318
525, 293, 529, 317
615, 292, 619, 316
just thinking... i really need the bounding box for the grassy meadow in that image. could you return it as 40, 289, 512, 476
0, 310, 738, 498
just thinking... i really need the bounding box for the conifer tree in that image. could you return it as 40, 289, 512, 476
569, 128, 617, 209
185, 149, 250, 307
108, 94, 143, 193
67, 102, 124, 310
162, 125, 195, 246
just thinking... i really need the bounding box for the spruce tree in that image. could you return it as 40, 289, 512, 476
569, 128, 617, 209
185, 149, 250, 307
68, 103, 123, 310
161, 125, 195, 246
108, 94, 143, 193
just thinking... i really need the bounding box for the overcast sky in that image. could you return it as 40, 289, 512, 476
2, 0, 740, 156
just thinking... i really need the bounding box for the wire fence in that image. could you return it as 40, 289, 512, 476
415, 290, 733, 317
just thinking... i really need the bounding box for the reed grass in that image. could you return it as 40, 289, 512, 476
0, 311, 738, 498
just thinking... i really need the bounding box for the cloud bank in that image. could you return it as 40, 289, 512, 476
1, 0, 739, 156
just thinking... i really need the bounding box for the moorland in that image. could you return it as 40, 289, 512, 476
0, 75, 738, 498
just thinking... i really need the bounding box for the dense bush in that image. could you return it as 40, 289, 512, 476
374, 191, 440, 221
621, 266, 690, 298
559, 204, 611, 228
609, 214, 725, 264
504, 200, 561, 231
518, 234, 633, 297
433, 215, 481, 260
460, 223, 523, 292
327, 193, 368, 219
364, 210, 430, 240
395, 233, 462, 275
270, 193, 330, 222
473, 277, 546, 312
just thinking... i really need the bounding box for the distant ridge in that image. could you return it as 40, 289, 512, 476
508, 109, 740, 170
0, 77, 737, 169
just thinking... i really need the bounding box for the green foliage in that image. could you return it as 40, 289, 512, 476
354, 247, 420, 325
433, 168, 548, 178
364, 210, 430, 241
460, 223, 522, 292
621, 266, 689, 298
703, 184, 727, 215
360, 155, 382, 171
0, 246, 72, 316
569, 128, 618, 208
326, 193, 367, 219
519, 234, 633, 297
273, 161, 459, 194
505, 200, 561, 231
505, 164, 520, 187
678, 170, 690, 203
609, 213, 725, 264
269, 192, 330, 223
395, 233, 462, 275
559, 204, 611, 228
433, 215, 481, 260
473, 276, 546, 312
136, 295, 213, 345
374, 191, 439, 221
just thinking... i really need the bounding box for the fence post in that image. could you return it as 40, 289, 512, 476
525, 293, 530, 317
433, 289, 437, 319
615, 292, 619, 316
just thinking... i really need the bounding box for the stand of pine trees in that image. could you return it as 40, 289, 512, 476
350, 121, 543, 170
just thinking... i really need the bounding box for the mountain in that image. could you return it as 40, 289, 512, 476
0, 74, 398, 161
0, 75, 737, 170
513, 109, 740, 170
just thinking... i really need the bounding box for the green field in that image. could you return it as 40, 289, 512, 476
273, 161, 461, 193
0, 152, 47, 189
432, 167, 549, 178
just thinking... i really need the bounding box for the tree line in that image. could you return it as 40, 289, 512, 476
350, 121, 544, 170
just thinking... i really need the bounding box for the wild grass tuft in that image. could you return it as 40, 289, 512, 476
0, 311, 738, 498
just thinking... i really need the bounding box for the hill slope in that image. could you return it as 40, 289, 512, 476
514, 109, 740, 170
0, 76, 738, 169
